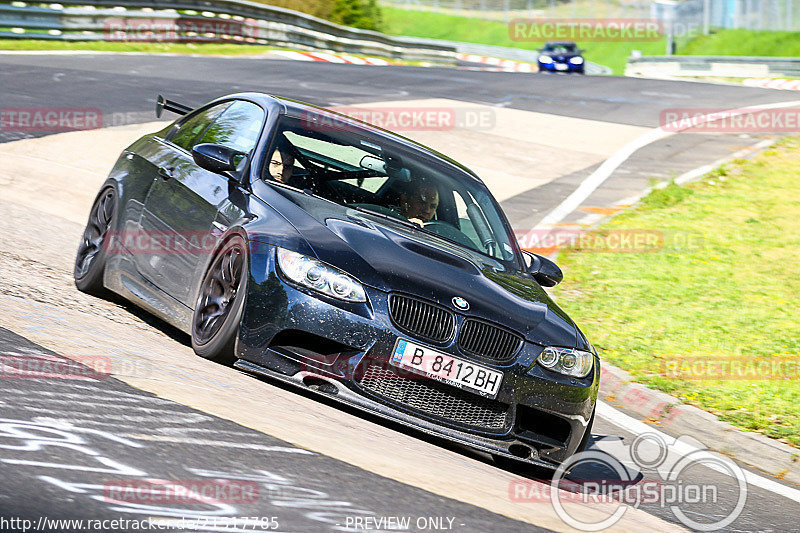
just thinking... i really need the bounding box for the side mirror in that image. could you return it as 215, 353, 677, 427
192, 143, 244, 175
522, 251, 563, 287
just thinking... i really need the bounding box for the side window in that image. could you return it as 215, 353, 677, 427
199, 101, 265, 155
169, 102, 230, 151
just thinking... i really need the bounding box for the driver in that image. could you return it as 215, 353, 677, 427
268, 138, 295, 183
400, 179, 439, 226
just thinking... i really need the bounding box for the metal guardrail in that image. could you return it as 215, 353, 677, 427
0, 0, 457, 63
0, 1, 616, 73
626, 55, 800, 79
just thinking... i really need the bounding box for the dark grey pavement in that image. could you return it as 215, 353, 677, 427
0, 327, 546, 533
1, 53, 799, 532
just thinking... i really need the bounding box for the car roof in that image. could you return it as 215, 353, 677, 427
208, 92, 485, 185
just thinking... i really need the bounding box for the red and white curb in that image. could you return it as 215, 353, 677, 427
272, 50, 391, 65
456, 53, 536, 73
744, 77, 800, 91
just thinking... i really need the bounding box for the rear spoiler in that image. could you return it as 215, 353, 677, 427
156, 94, 192, 118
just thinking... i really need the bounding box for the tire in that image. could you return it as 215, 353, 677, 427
191, 234, 248, 364
74, 187, 116, 296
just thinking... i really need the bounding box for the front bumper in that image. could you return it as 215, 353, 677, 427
237, 246, 599, 467
538, 61, 584, 73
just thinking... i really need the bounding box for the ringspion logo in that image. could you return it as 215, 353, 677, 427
510, 433, 747, 531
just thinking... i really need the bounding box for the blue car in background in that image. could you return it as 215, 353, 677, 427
537, 41, 585, 74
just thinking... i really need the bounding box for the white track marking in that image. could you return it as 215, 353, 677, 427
308, 52, 346, 63
272, 50, 315, 61
535, 99, 800, 229
673, 138, 775, 186
597, 402, 800, 504
543, 101, 800, 503
339, 54, 367, 65
126, 434, 313, 454
591, 138, 777, 214
744, 78, 800, 91
8, 405, 212, 424
0, 389, 174, 404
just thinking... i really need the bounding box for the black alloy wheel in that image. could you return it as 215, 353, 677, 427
74, 187, 115, 295
191, 235, 248, 363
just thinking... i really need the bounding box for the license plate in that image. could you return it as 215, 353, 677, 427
390, 339, 503, 398
555, 63, 568, 70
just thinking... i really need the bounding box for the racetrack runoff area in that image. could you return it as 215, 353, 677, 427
1, 53, 799, 532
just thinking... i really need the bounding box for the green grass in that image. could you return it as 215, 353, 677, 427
6, 9, 800, 73
0, 39, 286, 55
382, 8, 800, 74
680, 28, 800, 57
381, 7, 667, 75
552, 139, 800, 446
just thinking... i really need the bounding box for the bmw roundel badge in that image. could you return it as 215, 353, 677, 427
452, 296, 470, 311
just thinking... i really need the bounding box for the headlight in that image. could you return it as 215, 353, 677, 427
536, 346, 594, 378
276, 247, 366, 303
569, 57, 584, 65
538, 55, 553, 64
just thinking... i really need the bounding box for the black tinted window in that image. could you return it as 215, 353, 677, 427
199, 101, 265, 154
170, 102, 230, 151
262, 115, 520, 266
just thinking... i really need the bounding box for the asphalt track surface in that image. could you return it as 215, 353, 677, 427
1, 53, 799, 532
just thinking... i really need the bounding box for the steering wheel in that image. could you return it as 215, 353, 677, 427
422, 220, 477, 249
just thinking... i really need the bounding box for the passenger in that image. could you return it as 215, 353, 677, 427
400, 180, 439, 226
268, 139, 295, 183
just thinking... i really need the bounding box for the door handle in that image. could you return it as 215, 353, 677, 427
157, 167, 174, 180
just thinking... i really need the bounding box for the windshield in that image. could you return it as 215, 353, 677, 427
543, 43, 577, 53
262, 114, 520, 267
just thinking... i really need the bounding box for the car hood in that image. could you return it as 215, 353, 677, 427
259, 189, 584, 348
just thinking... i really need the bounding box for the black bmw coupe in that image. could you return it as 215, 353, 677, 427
74, 93, 599, 470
